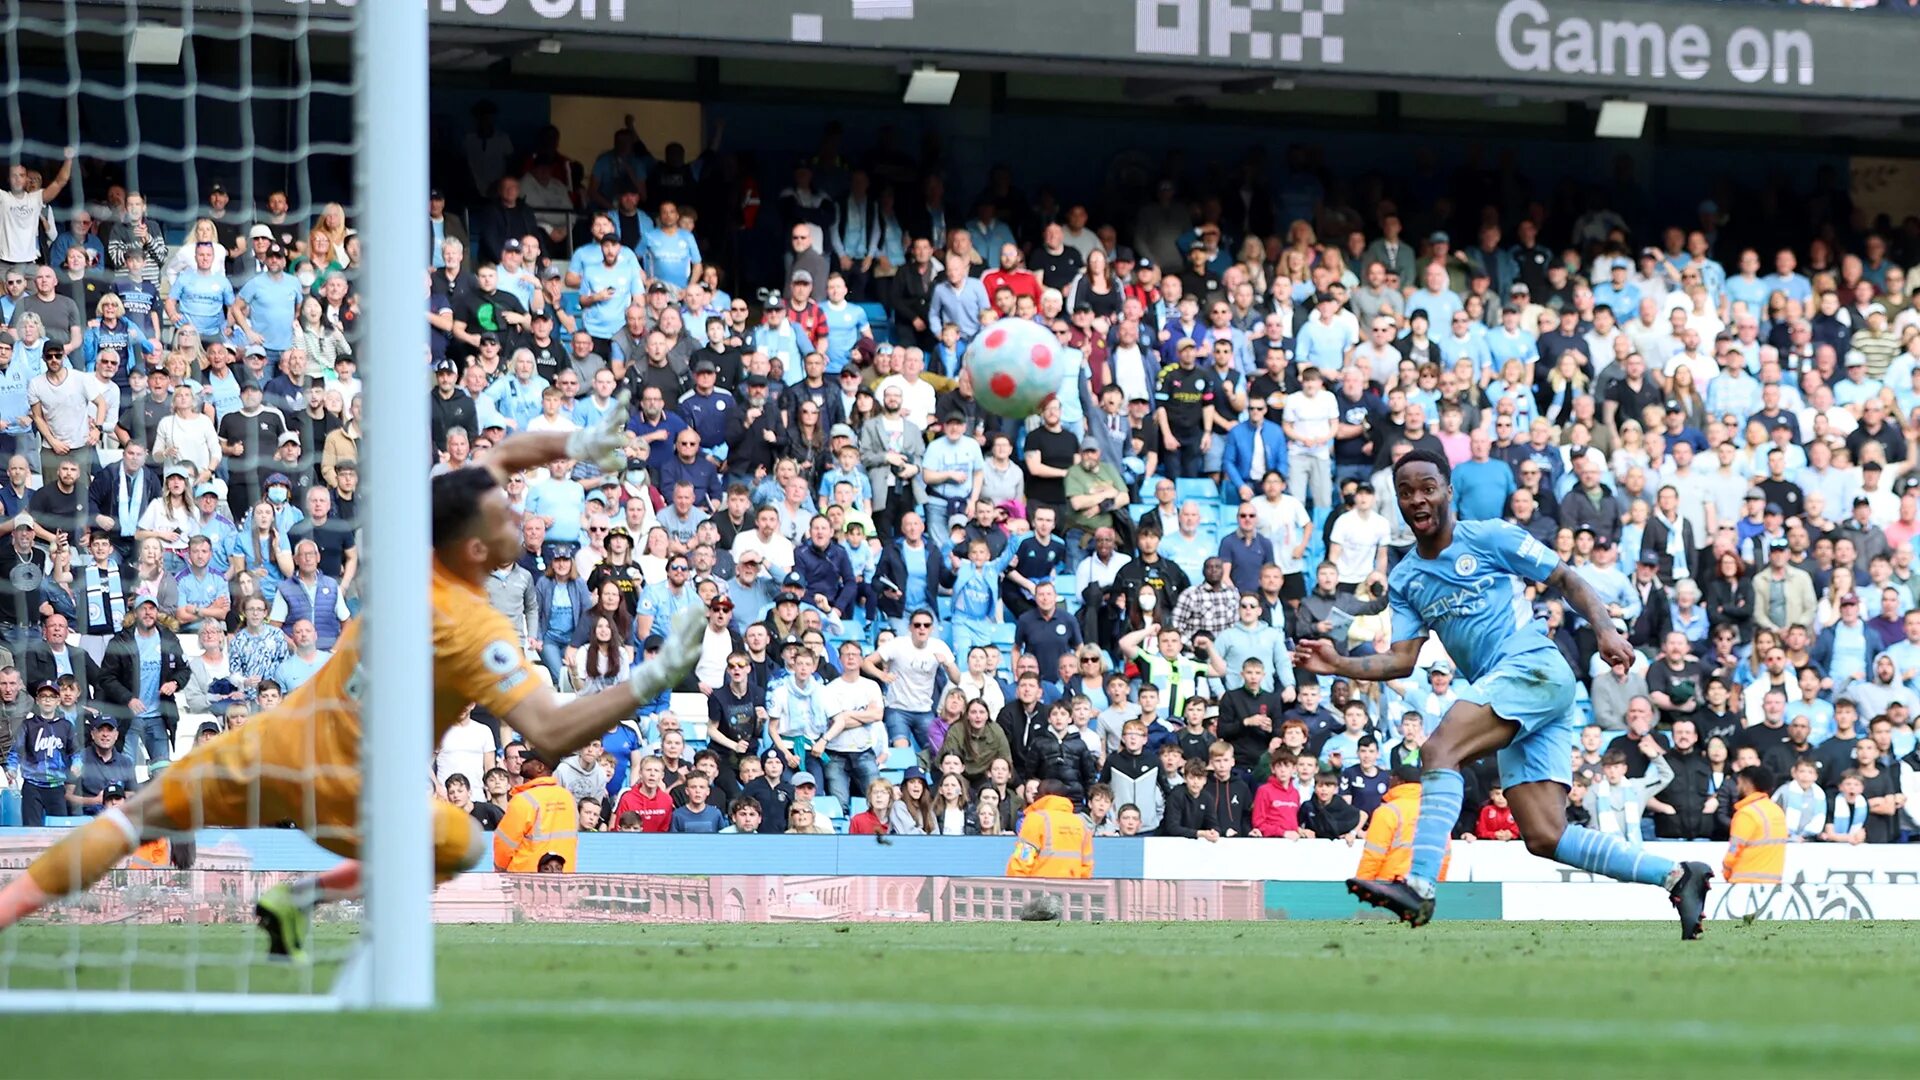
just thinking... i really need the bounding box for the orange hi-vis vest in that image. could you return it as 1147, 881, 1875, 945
1724, 791, 1789, 884
493, 775, 579, 873
1354, 783, 1449, 881
1005, 795, 1094, 878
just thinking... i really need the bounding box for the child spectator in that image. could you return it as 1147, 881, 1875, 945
1300, 769, 1362, 840
1204, 740, 1251, 836
719, 797, 762, 834
1115, 804, 1144, 837
1100, 719, 1164, 831
1774, 758, 1827, 841
1475, 784, 1518, 840
1340, 735, 1390, 820
1082, 783, 1119, 836
1175, 696, 1214, 765
1251, 750, 1303, 837
1158, 761, 1221, 841
1565, 778, 1591, 828
1823, 771, 1869, 844
668, 774, 724, 833
1587, 740, 1674, 845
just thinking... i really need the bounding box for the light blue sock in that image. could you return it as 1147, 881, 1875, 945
1407, 768, 1462, 887
1553, 824, 1678, 887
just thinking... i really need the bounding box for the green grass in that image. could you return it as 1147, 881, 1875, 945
0, 921, 1912, 1078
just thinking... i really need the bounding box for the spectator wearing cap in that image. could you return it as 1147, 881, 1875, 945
1063, 436, 1129, 540
492, 747, 579, 872
230, 240, 301, 364
97, 593, 188, 768
1834, 350, 1885, 413
920, 410, 984, 541
67, 712, 135, 816
675, 357, 735, 453
12, 679, 77, 826
1838, 493, 1892, 568
1568, 528, 1638, 643
1814, 591, 1875, 691
1852, 303, 1901, 381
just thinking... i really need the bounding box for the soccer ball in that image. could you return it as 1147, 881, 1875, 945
964, 317, 1070, 420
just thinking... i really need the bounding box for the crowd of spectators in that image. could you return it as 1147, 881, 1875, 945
7, 108, 1920, 854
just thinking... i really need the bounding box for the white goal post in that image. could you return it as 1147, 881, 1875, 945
0, 0, 433, 1012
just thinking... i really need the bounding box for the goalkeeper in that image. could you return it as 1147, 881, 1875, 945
0, 401, 707, 959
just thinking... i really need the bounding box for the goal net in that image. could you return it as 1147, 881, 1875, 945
0, 0, 433, 1010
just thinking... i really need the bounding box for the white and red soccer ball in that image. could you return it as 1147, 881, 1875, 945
963, 317, 1070, 420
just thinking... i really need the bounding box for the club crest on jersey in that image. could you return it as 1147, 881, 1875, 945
1454, 554, 1478, 576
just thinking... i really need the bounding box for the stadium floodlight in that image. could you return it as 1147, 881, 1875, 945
1595, 100, 1649, 140
904, 65, 960, 106
0, 0, 432, 1013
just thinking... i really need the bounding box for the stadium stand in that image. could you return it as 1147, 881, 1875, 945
6, 73, 1920, 852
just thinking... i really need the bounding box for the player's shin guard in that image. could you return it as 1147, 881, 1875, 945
1553, 824, 1678, 887
0, 808, 141, 926
1407, 769, 1463, 894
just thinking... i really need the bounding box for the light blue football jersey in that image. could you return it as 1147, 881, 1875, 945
1387, 519, 1561, 682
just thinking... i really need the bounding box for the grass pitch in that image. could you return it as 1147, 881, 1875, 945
0, 920, 1910, 1077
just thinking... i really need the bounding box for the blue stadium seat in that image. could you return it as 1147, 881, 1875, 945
988, 623, 1016, 648
884, 746, 917, 770
1175, 478, 1219, 504
812, 795, 844, 819
859, 303, 892, 345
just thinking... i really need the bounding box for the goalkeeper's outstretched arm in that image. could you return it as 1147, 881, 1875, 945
503, 603, 706, 759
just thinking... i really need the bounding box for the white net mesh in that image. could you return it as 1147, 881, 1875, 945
0, 0, 388, 1004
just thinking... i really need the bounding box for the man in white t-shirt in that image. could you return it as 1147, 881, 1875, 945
861, 610, 962, 750
1251, 469, 1312, 585
818, 641, 887, 806
876, 348, 939, 431
1281, 365, 1337, 514
1327, 483, 1391, 592
434, 704, 499, 791
1, 153, 74, 274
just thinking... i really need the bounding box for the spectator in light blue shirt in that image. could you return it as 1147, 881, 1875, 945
929, 255, 991, 347
577, 235, 644, 342
819, 275, 872, 375
640, 202, 701, 291
1436, 313, 1494, 382
1405, 264, 1461, 327
965, 205, 1016, 268
1704, 354, 1762, 420
1591, 265, 1642, 315
1761, 248, 1813, 306
1571, 538, 1640, 631
1294, 294, 1354, 375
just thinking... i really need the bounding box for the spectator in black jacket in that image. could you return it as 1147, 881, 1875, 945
19, 613, 99, 709
1024, 702, 1099, 809
1158, 761, 1222, 839
1218, 657, 1286, 769
1201, 739, 1252, 835
96, 597, 190, 763
469, 176, 541, 264
1299, 769, 1362, 839
1651, 718, 1715, 839
996, 673, 1047, 779
875, 516, 951, 625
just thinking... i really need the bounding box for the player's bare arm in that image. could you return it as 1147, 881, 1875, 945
1292, 635, 1421, 682
505, 603, 705, 759
1544, 563, 1635, 668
